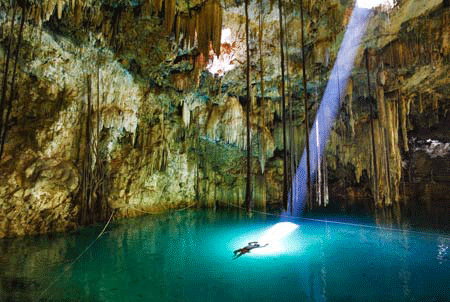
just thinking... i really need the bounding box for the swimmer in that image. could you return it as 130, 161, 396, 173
233, 242, 268, 259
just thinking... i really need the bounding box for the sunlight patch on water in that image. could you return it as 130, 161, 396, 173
231, 222, 301, 256
255, 222, 300, 255
258, 222, 299, 244
3, 210, 450, 302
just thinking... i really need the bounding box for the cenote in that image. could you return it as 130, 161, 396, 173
1, 0, 450, 301
1, 208, 450, 302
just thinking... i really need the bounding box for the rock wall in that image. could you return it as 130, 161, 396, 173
0, 0, 279, 237
327, 0, 450, 210
0, 0, 449, 237
0, 17, 145, 236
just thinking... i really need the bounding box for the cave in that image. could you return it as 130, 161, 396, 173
1, 0, 450, 301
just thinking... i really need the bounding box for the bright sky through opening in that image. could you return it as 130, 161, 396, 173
356, 0, 393, 8
206, 28, 236, 76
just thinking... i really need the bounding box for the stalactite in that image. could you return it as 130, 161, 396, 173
211, 1, 218, 53
57, 0, 64, 19
22, 0, 223, 63
323, 155, 329, 206
418, 92, 423, 113
43, 0, 50, 20
346, 77, 355, 137
433, 93, 439, 123
399, 92, 409, 153
143, 0, 152, 16
74, 0, 82, 26
205, 1, 213, 55
164, 0, 176, 32
365, 49, 379, 206
183, 15, 190, 48
31, 5, 42, 26
213, 0, 222, 56
175, 14, 183, 47
176, 0, 222, 58
44, 0, 57, 21
197, 8, 208, 60
176, 12, 196, 49
188, 16, 196, 49
153, 0, 163, 13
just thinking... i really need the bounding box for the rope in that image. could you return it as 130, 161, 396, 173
218, 200, 450, 239
36, 202, 195, 300
37, 209, 116, 301
36, 199, 449, 301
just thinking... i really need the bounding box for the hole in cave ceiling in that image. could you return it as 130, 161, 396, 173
207, 28, 238, 76
356, 0, 394, 9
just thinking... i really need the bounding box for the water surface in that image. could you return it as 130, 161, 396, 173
1, 209, 449, 301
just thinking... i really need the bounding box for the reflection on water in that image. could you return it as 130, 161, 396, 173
374, 200, 450, 234
320, 194, 450, 234
0, 208, 450, 302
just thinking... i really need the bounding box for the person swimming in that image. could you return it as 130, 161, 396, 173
233, 242, 268, 259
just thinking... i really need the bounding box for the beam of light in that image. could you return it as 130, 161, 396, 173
251, 222, 300, 255
289, 7, 372, 216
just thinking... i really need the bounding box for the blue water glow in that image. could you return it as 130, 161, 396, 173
1, 210, 450, 302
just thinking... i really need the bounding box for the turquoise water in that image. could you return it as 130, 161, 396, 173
1, 209, 450, 302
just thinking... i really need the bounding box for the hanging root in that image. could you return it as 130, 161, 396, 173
0, 5, 27, 159
79, 74, 111, 225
